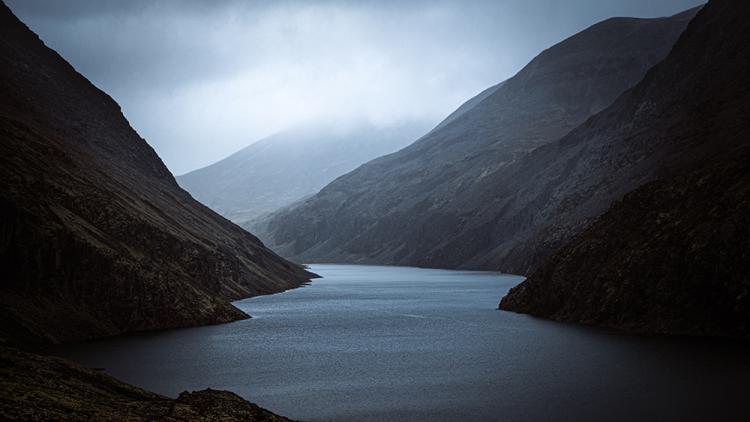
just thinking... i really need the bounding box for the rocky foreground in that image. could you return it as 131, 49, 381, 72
0, 347, 292, 421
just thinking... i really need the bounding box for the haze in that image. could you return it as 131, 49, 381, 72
7, 0, 703, 174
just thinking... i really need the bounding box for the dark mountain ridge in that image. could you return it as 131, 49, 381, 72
255, 7, 698, 273
0, 2, 313, 347
500, 0, 750, 338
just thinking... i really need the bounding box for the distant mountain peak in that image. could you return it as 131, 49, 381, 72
178, 120, 433, 225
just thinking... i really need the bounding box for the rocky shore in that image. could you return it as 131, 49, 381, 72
0, 347, 293, 421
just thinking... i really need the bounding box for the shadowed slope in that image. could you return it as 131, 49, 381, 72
0, 2, 314, 346
257, 8, 698, 272
501, 0, 750, 338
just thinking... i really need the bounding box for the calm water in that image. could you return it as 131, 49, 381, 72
53, 264, 749, 421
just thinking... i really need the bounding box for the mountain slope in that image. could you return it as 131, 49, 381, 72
178, 121, 430, 225
256, 8, 698, 271
0, 2, 313, 346
500, 0, 750, 338
429, 81, 504, 133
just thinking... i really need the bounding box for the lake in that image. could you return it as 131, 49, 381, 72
52, 264, 750, 421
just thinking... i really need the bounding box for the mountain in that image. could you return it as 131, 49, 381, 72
254, 7, 698, 271
178, 121, 430, 225
0, 2, 313, 347
500, 0, 750, 338
429, 82, 504, 133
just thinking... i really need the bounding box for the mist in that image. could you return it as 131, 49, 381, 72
6, 0, 703, 174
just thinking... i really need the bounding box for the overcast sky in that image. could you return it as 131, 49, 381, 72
7, 0, 703, 174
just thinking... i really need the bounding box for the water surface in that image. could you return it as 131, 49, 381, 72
54, 264, 750, 421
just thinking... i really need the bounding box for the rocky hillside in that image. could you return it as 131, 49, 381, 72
0, 347, 293, 421
255, 8, 698, 271
501, 0, 750, 338
0, 2, 313, 347
179, 121, 430, 225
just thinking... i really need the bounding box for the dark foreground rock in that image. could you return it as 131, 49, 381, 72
501, 0, 750, 338
0, 347, 293, 421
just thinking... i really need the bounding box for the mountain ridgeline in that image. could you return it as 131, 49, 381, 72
179, 121, 430, 225
0, 2, 313, 347
500, 0, 750, 338
255, 8, 698, 273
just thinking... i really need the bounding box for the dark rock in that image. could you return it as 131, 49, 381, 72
0, 346, 294, 421
500, 0, 750, 338
0, 2, 315, 346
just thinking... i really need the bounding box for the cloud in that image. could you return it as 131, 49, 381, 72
6, 0, 704, 174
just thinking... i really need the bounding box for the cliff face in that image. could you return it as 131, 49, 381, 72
255, 8, 698, 272
0, 3, 314, 346
0, 347, 293, 421
501, 0, 750, 338
178, 121, 429, 226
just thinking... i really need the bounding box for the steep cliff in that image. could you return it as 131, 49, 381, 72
501, 0, 750, 338
0, 2, 314, 346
